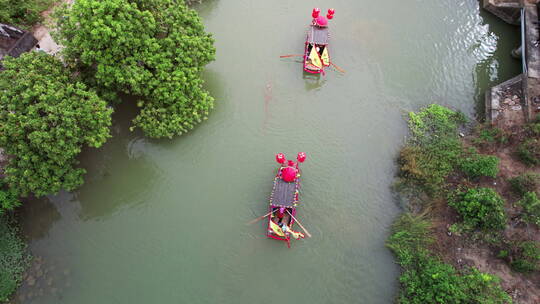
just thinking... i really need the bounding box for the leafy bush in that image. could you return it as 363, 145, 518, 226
398, 105, 465, 194
449, 188, 507, 230
0, 215, 30, 302
509, 173, 540, 196
473, 125, 508, 146
387, 213, 511, 304
0, 0, 54, 28
54, 0, 216, 138
517, 192, 540, 226
457, 148, 500, 179
510, 241, 540, 273
0, 182, 21, 214
386, 213, 433, 266
526, 114, 540, 136
517, 139, 540, 166
0, 52, 112, 197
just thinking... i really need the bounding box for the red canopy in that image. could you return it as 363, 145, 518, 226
315, 15, 328, 27
281, 167, 297, 182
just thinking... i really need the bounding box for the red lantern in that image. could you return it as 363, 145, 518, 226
328, 8, 335, 15
297, 152, 306, 163
276, 153, 286, 164
327, 13, 334, 20
312, 8, 320, 18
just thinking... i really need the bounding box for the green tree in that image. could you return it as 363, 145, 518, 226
54, 0, 216, 138
0, 52, 112, 197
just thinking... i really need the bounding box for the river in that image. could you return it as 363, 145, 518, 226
13, 1, 520, 303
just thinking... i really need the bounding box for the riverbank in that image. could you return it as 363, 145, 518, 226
389, 105, 540, 303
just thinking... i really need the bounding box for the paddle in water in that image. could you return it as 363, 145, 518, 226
247, 210, 275, 225
286, 210, 312, 238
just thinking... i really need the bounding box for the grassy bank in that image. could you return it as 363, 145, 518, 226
388, 104, 540, 303
0, 215, 29, 302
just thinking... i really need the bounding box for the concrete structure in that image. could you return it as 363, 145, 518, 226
0, 23, 38, 69
483, 0, 540, 127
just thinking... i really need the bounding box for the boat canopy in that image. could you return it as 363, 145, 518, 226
307, 25, 329, 45
269, 177, 298, 207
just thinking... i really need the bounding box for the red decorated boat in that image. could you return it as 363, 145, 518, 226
304, 8, 334, 74
266, 152, 307, 248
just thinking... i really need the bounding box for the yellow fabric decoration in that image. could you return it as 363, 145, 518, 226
289, 228, 305, 240
270, 221, 285, 237
308, 47, 322, 69
321, 47, 330, 66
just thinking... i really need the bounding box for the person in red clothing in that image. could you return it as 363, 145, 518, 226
276, 207, 286, 224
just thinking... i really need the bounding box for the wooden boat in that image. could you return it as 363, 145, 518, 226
266, 153, 306, 248
303, 9, 334, 74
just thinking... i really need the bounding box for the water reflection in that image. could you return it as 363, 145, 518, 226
17, 197, 60, 242
303, 72, 327, 91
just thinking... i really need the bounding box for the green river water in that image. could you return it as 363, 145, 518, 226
13, 1, 520, 303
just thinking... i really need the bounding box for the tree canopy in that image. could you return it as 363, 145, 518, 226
54, 0, 216, 138
0, 52, 112, 197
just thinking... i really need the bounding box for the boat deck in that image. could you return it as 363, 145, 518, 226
269, 177, 298, 207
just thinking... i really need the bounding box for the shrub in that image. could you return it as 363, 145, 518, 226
510, 241, 540, 273
0, 215, 30, 302
54, 0, 216, 138
449, 188, 507, 230
517, 139, 540, 166
398, 105, 465, 194
387, 213, 512, 304
517, 192, 540, 226
457, 148, 500, 179
473, 125, 508, 146
0, 52, 112, 197
509, 173, 540, 196
526, 114, 540, 136
0, 182, 21, 214
386, 213, 433, 266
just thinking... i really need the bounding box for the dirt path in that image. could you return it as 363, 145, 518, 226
31, 0, 72, 55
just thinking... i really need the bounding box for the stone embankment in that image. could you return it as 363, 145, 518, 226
484, 0, 540, 129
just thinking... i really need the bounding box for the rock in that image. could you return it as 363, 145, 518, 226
459, 132, 465, 137
503, 98, 512, 104
513, 95, 519, 100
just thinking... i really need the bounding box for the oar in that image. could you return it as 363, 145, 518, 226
286, 210, 312, 238
280, 54, 303, 58
330, 62, 345, 73
247, 210, 275, 225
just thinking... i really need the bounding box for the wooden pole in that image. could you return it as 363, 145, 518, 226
247, 210, 274, 225
286, 210, 312, 238
330, 62, 345, 73
280, 54, 303, 58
